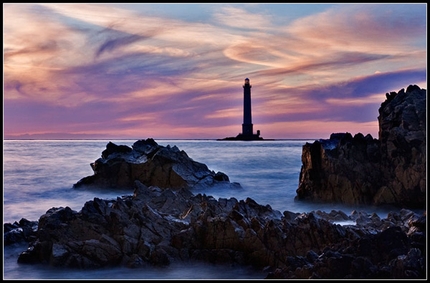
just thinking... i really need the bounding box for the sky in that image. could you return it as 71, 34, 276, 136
3, 3, 427, 140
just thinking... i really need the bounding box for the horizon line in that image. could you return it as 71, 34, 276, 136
3, 137, 319, 141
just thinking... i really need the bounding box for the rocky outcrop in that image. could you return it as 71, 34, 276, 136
6, 181, 426, 279
377, 85, 426, 207
73, 138, 240, 191
296, 85, 426, 208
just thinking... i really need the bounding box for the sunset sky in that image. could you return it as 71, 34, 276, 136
3, 3, 427, 140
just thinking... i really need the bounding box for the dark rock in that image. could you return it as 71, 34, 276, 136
296, 85, 426, 208
101, 142, 132, 159
4, 218, 38, 245
10, 181, 426, 279
73, 138, 240, 191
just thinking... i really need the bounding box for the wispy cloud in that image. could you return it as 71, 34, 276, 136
213, 5, 274, 30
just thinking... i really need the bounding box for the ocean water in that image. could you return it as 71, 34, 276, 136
3, 139, 403, 279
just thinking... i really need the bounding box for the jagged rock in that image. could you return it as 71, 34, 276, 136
4, 218, 38, 245
377, 85, 426, 207
9, 181, 426, 279
296, 85, 426, 208
73, 138, 240, 191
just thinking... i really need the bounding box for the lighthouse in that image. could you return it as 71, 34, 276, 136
219, 78, 263, 140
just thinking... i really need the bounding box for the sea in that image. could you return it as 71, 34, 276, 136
2, 139, 408, 280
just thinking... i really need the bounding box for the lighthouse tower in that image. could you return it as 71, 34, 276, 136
242, 78, 253, 136
235, 78, 262, 140
218, 77, 263, 140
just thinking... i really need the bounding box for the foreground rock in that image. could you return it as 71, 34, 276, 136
7, 181, 426, 279
73, 138, 240, 191
296, 85, 426, 208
